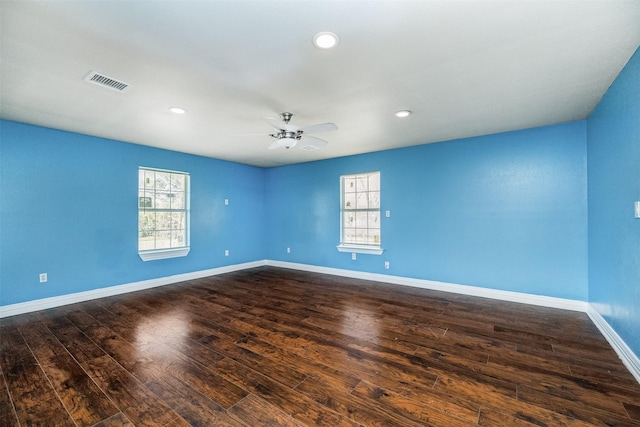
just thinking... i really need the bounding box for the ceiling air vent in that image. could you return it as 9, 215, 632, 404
84, 71, 131, 92
300, 144, 319, 151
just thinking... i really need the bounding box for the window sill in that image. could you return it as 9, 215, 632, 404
139, 247, 190, 261
336, 244, 384, 255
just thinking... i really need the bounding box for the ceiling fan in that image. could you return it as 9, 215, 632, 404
263, 112, 337, 150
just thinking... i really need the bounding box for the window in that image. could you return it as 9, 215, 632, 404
337, 171, 383, 255
138, 167, 190, 261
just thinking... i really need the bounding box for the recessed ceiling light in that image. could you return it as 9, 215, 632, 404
395, 110, 412, 118
313, 32, 339, 49
169, 106, 187, 114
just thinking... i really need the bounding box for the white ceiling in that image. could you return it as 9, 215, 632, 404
1, 1, 639, 168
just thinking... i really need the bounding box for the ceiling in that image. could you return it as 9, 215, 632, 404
1, 1, 639, 168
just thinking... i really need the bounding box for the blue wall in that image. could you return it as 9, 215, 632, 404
588, 47, 640, 357
266, 122, 588, 300
0, 121, 266, 305
1, 119, 589, 307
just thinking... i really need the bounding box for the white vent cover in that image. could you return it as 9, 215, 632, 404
300, 145, 319, 151
84, 71, 131, 92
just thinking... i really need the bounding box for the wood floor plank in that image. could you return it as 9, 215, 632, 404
212, 356, 359, 427
2, 359, 58, 414
83, 354, 180, 426
516, 341, 633, 377
92, 412, 136, 427
433, 370, 517, 406
301, 312, 420, 354
228, 393, 308, 427
65, 310, 165, 384
468, 385, 597, 427
14, 396, 76, 427
626, 402, 640, 423
163, 416, 192, 427
16, 321, 69, 361
0, 325, 35, 368
296, 378, 432, 427
478, 408, 546, 426
1, 266, 638, 426
569, 363, 640, 393
47, 319, 108, 364
295, 376, 427, 427
0, 366, 19, 427
234, 335, 362, 393
164, 351, 249, 409
194, 335, 308, 389
351, 380, 479, 426
39, 353, 120, 426
144, 373, 244, 427
493, 324, 614, 355
517, 384, 640, 426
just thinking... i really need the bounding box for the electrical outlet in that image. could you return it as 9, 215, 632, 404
352, 253, 356, 260
384, 261, 390, 269
287, 247, 291, 253
224, 249, 229, 256
224, 199, 229, 205
39, 273, 47, 283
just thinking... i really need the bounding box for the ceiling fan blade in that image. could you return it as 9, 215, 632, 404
298, 135, 328, 150
301, 122, 337, 134
263, 116, 284, 131
268, 139, 283, 150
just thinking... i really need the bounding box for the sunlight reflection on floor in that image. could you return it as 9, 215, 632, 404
134, 309, 189, 356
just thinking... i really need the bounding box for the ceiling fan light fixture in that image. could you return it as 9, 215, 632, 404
169, 106, 187, 114
313, 32, 339, 49
394, 110, 412, 118
281, 137, 298, 149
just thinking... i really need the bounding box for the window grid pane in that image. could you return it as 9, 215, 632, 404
139, 168, 189, 252
341, 171, 380, 246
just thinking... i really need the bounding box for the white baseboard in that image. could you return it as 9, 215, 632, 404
0, 260, 266, 318
266, 260, 588, 312
587, 305, 640, 384
0, 260, 586, 318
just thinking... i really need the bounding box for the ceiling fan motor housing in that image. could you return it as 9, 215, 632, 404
278, 130, 301, 149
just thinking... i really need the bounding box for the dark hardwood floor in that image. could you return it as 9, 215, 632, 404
1, 267, 639, 426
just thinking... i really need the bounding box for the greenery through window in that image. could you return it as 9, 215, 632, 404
341, 171, 380, 247
138, 167, 190, 254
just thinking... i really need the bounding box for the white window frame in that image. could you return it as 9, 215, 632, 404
138, 167, 190, 261
337, 171, 383, 255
